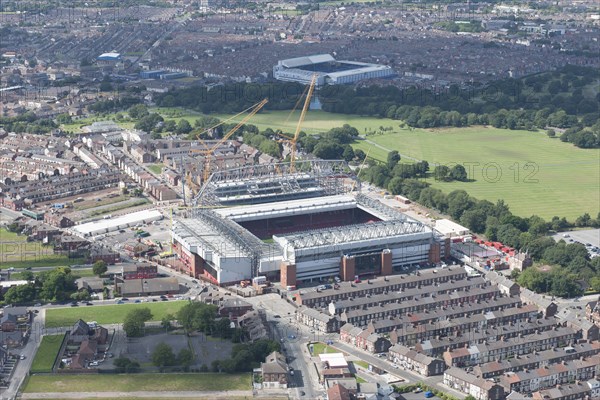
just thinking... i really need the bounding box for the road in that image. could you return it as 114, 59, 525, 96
243, 294, 324, 399
331, 341, 466, 399
1, 309, 45, 400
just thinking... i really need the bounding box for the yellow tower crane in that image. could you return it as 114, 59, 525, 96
278, 74, 317, 173
186, 98, 268, 195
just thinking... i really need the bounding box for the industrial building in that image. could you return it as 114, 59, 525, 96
171, 160, 448, 285
73, 209, 163, 237
273, 54, 395, 87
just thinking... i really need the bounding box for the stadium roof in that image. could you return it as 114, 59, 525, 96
214, 194, 357, 222
280, 54, 335, 68
98, 52, 121, 60
276, 219, 429, 250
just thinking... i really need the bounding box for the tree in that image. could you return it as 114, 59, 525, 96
355, 149, 367, 161
446, 190, 473, 220
449, 164, 468, 181
38, 267, 77, 302
161, 313, 174, 331
55, 113, 72, 125
177, 348, 194, 371
92, 260, 107, 276
546, 129, 556, 138
20, 271, 35, 281
342, 145, 355, 162
123, 308, 153, 337
433, 165, 451, 181
99, 81, 113, 92
313, 141, 344, 160
4, 284, 36, 305
387, 150, 401, 169
176, 119, 192, 135
152, 342, 176, 370
128, 104, 149, 120
176, 302, 218, 335
114, 356, 140, 373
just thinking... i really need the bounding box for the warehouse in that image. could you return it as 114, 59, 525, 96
273, 54, 395, 87
73, 209, 163, 237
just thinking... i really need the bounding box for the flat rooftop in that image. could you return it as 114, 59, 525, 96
73, 209, 163, 236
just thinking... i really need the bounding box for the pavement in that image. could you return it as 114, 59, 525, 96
243, 294, 325, 400
1, 309, 46, 400
20, 390, 253, 399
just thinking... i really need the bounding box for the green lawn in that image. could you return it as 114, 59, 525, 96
45, 301, 187, 327
354, 360, 369, 369
87, 199, 149, 217
356, 376, 368, 384
354, 126, 599, 220
24, 373, 251, 392
30, 334, 65, 373
147, 164, 164, 174
0, 229, 86, 269
9, 268, 95, 281
40, 398, 254, 400
310, 342, 337, 356
73, 194, 131, 211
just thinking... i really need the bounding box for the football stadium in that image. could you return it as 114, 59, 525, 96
171, 161, 449, 285
273, 54, 395, 86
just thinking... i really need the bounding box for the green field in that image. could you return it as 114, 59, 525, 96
353, 126, 599, 220
37, 398, 254, 400
310, 342, 337, 356
0, 229, 85, 270
30, 334, 65, 373
10, 268, 95, 281
24, 373, 251, 393
158, 108, 598, 220
45, 301, 187, 327
147, 164, 164, 174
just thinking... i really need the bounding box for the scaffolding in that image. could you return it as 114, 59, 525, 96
355, 193, 408, 222
193, 160, 357, 207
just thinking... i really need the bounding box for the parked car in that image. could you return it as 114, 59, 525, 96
19, 355, 26, 360
424, 391, 434, 398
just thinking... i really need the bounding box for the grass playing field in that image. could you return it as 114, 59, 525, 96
24, 373, 251, 392
155, 107, 597, 220
30, 334, 65, 374
44, 301, 187, 328
0, 229, 86, 270
353, 126, 599, 220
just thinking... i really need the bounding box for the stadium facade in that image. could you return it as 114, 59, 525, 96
273, 54, 395, 87
171, 161, 449, 285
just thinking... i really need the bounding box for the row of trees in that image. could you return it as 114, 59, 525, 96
0, 111, 58, 134
212, 339, 280, 373
154, 82, 307, 114
2, 267, 90, 305
151, 342, 194, 372
359, 156, 600, 296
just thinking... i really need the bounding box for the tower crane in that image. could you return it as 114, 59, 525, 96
278, 74, 317, 173
188, 98, 268, 192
